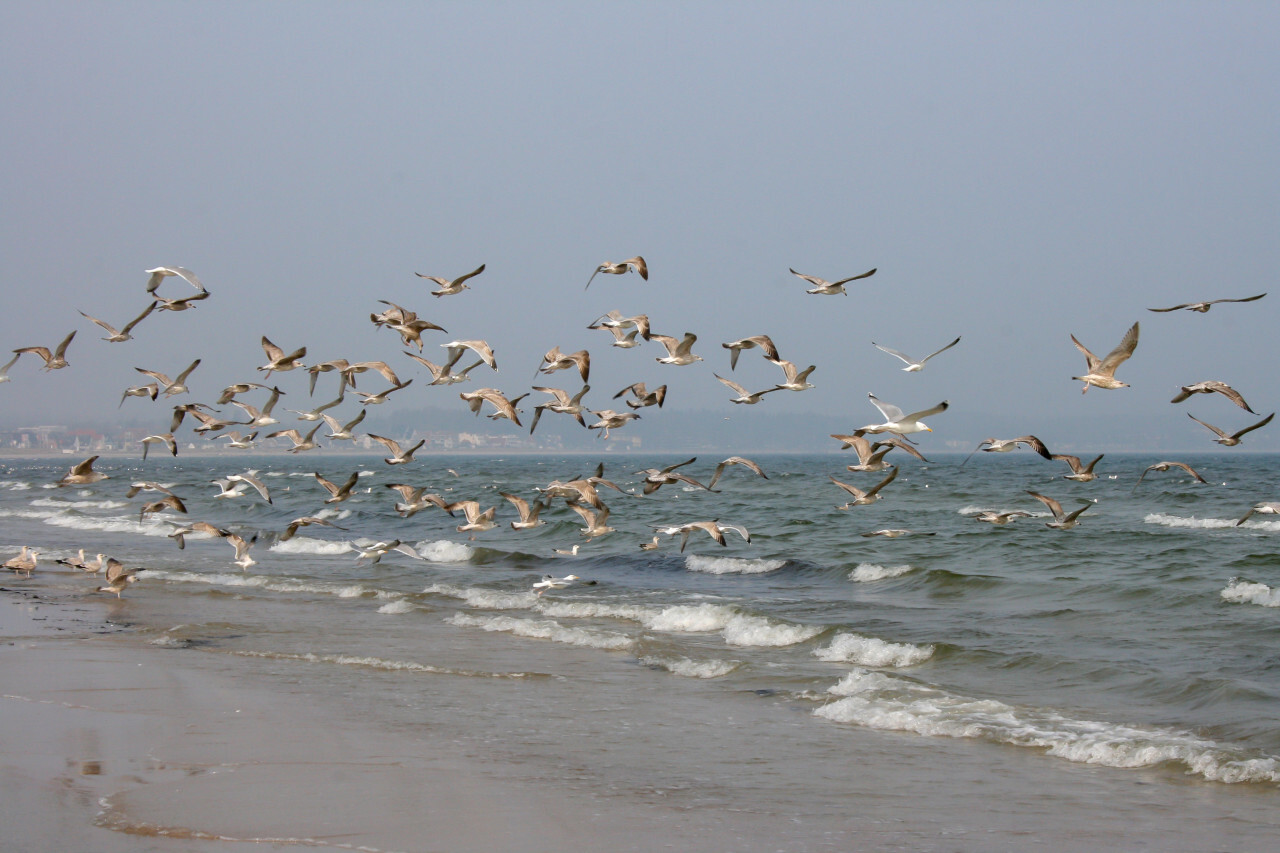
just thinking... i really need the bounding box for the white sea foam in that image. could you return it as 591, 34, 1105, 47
849, 563, 915, 582
685, 555, 786, 574
30, 497, 128, 509
412, 540, 475, 563
42, 513, 175, 537
814, 632, 934, 667
231, 649, 533, 678
721, 614, 824, 647
0, 480, 33, 491
1221, 578, 1280, 607
424, 583, 535, 610
1143, 513, 1242, 530
815, 669, 1280, 784
538, 600, 654, 622
638, 654, 740, 678
269, 537, 354, 556
447, 612, 635, 651
376, 598, 417, 614
141, 569, 373, 599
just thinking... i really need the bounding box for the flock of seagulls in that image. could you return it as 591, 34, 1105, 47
3, 256, 1275, 596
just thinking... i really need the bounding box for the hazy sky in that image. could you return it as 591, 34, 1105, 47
1, 2, 1277, 453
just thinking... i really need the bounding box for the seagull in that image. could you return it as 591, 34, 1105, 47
460, 388, 527, 426
1051, 453, 1105, 482
553, 545, 581, 557
529, 385, 591, 433
119, 382, 159, 407
217, 430, 259, 449
404, 350, 483, 386
533, 574, 583, 596
0, 352, 19, 383
135, 358, 201, 397
266, 421, 324, 453
307, 359, 352, 395
722, 335, 780, 370
588, 310, 651, 341
168, 521, 227, 549
859, 395, 949, 435
1026, 491, 1093, 530
354, 539, 421, 564
1188, 412, 1274, 446
971, 510, 1033, 525
320, 409, 366, 441
831, 434, 928, 471
588, 409, 640, 438
258, 336, 307, 376
446, 500, 498, 538
224, 532, 257, 570
3, 546, 38, 577
654, 520, 750, 552
229, 386, 286, 427
441, 339, 497, 371
385, 484, 449, 518
214, 472, 273, 504
218, 382, 274, 404
871, 337, 961, 372
1236, 502, 1280, 526
368, 433, 426, 465
145, 266, 205, 294
415, 263, 486, 297
1071, 321, 1139, 393
640, 536, 661, 551
97, 558, 137, 597
151, 289, 210, 312
568, 501, 615, 539
342, 360, 403, 389
650, 333, 703, 366
1149, 293, 1266, 313
136, 493, 185, 523
830, 467, 898, 509
634, 458, 717, 495
960, 436, 1052, 466
14, 330, 76, 370
354, 378, 414, 406
1132, 461, 1208, 493
79, 302, 156, 342
715, 374, 779, 405
860, 529, 934, 538
58, 456, 108, 486
280, 516, 348, 541
125, 481, 176, 499
586, 256, 647, 290
315, 471, 361, 504
706, 456, 767, 490
612, 382, 666, 410
287, 393, 345, 421
1170, 381, 1258, 414
140, 433, 178, 460
789, 266, 876, 295
537, 346, 590, 383
770, 359, 816, 392
501, 492, 551, 530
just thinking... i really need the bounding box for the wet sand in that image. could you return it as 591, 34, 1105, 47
0, 587, 770, 853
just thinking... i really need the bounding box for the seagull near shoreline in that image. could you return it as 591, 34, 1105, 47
858, 395, 949, 436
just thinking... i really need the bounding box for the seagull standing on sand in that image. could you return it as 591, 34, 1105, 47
871, 337, 961, 372
97, 558, 137, 597
1071, 321, 1139, 393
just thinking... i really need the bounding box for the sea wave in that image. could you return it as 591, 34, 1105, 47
269, 537, 354, 555
231, 649, 536, 678
1221, 577, 1280, 607
424, 583, 535, 610
849, 562, 915, 582
814, 632, 934, 667
1143, 513, 1243, 530
815, 669, 1280, 784
638, 654, 740, 678
29, 497, 129, 509
685, 554, 786, 574
446, 612, 635, 651
412, 540, 476, 563
140, 569, 373, 599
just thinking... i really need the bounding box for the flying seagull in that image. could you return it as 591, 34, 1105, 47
871, 337, 961, 372
1071, 321, 1139, 392
1187, 412, 1274, 446
415, 263, 486, 297
1148, 293, 1265, 313
789, 266, 876, 295
586, 256, 647, 290
960, 436, 1052, 466
1132, 461, 1208, 493
858, 394, 949, 435
1170, 381, 1257, 414
1026, 491, 1093, 530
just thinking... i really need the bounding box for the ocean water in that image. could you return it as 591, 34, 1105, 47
5, 450, 1280, 847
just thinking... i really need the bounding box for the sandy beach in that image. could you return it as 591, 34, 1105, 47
2, 585, 778, 853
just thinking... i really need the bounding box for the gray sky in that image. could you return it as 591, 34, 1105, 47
2, 2, 1277, 453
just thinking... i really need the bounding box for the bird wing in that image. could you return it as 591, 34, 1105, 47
871, 342, 915, 365
1097, 322, 1139, 373
866, 394, 905, 422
